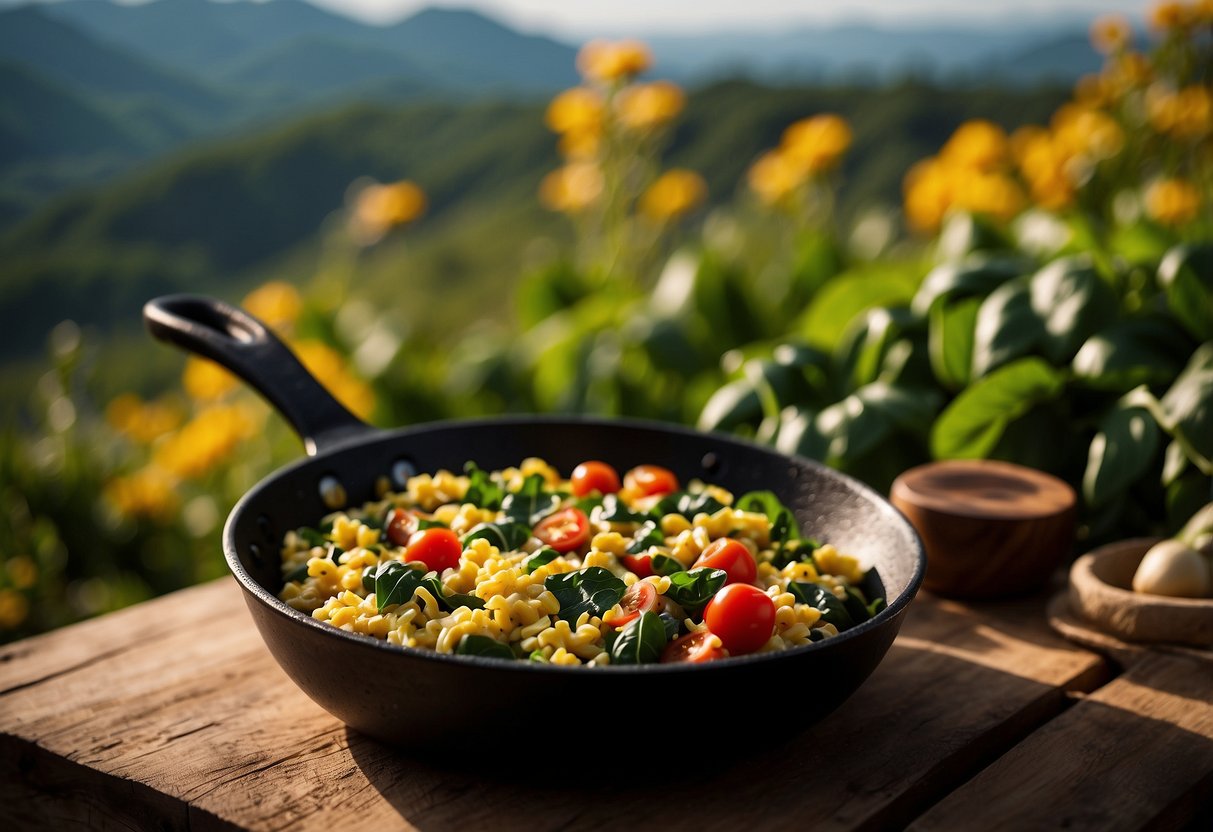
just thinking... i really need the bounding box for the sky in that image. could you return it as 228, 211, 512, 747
10, 0, 1150, 36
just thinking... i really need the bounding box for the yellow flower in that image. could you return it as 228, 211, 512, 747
104, 466, 180, 520
1052, 104, 1124, 161
1145, 178, 1202, 226
106, 393, 185, 443
953, 172, 1026, 221
638, 169, 707, 222
1148, 84, 1213, 138
1148, 1, 1191, 30
1090, 14, 1132, 53
903, 157, 955, 234
0, 589, 29, 629
941, 120, 1010, 172
181, 357, 239, 402
577, 39, 652, 84
545, 87, 605, 135
1011, 126, 1077, 211
242, 281, 302, 331
538, 162, 605, 214
1104, 52, 1152, 93
557, 130, 601, 159
1074, 74, 1115, 109
350, 180, 426, 244
615, 81, 685, 132
747, 150, 805, 206
780, 114, 853, 175
1194, 0, 1213, 23
153, 403, 261, 480
292, 340, 376, 420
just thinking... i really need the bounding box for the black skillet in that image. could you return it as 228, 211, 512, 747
144, 295, 926, 748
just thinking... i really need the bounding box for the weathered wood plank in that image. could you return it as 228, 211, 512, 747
908, 651, 1213, 832
0, 579, 1110, 831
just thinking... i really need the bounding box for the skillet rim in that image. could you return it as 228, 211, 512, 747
223, 414, 926, 675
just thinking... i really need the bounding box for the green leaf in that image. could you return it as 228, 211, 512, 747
284, 563, 310, 584
651, 491, 727, 519
932, 357, 1066, 459
627, 521, 664, 554
419, 575, 486, 612
971, 277, 1044, 377
698, 378, 762, 432
1028, 257, 1118, 364
374, 561, 426, 612
1071, 318, 1189, 392
769, 538, 821, 570
544, 567, 627, 624
463, 462, 504, 510
596, 494, 651, 524
1158, 343, 1213, 475
524, 547, 561, 573
1158, 244, 1213, 341
834, 307, 916, 392
461, 521, 531, 551
796, 265, 918, 352
816, 382, 941, 464
928, 297, 980, 390
651, 554, 686, 576
609, 612, 669, 665
735, 490, 801, 544
774, 407, 826, 460
1083, 400, 1162, 508
842, 586, 880, 625
659, 612, 682, 641
665, 567, 727, 611
456, 635, 514, 660
299, 527, 327, 548
790, 582, 856, 631
911, 255, 1030, 315
501, 474, 561, 526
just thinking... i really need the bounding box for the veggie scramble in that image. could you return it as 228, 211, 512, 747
280, 458, 885, 666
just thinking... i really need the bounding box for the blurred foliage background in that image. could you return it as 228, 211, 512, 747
1, 1, 1211, 642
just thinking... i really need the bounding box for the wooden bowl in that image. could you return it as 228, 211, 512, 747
890, 459, 1076, 599
1068, 538, 1213, 648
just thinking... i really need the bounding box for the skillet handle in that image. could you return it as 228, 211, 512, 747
144, 294, 376, 456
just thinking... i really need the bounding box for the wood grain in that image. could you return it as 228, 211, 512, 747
0, 580, 1112, 831
909, 651, 1213, 831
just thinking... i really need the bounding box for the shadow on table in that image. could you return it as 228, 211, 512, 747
343, 637, 1078, 832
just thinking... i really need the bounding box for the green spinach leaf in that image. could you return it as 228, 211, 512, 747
651, 554, 686, 576
597, 494, 651, 524
461, 521, 532, 551
790, 582, 856, 631
456, 635, 514, 660
735, 491, 801, 544
627, 521, 665, 554
419, 575, 486, 612
524, 546, 561, 573
374, 561, 426, 611
652, 491, 728, 518
299, 527, 327, 548
659, 612, 681, 641
544, 566, 627, 624
665, 568, 727, 611
502, 474, 562, 526
463, 462, 504, 510
609, 612, 668, 665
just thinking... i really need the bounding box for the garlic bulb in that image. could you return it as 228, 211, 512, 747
1132, 539, 1213, 598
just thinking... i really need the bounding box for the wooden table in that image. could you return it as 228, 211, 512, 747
2, 577, 1210, 831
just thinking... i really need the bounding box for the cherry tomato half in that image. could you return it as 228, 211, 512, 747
570, 460, 621, 497
693, 538, 757, 586
620, 553, 654, 578
608, 581, 659, 629
533, 507, 591, 553
385, 508, 419, 547
703, 584, 776, 656
624, 465, 679, 497
661, 631, 726, 664
406, 528, 463, 573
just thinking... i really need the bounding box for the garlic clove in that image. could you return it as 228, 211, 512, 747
1132, 539, 1213, 598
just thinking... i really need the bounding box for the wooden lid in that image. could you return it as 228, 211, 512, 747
890, 459, 1075, 522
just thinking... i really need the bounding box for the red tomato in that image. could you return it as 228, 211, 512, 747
384, 508, 419, 547
703, 584, 776, 656
608, 581, 659, 628
661, 632, 726, 664
620, 553, 654, 577
693, 538, 758, 586
405, 528, 463, 573
570, 460, 621, 497
624, 465, 679, 497
533, 507, 591, 553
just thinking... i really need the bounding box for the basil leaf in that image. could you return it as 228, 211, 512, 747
597, 494, 650, 524
419, 575, 486, 612
627, 521, 664, 554
769, 537, 821, 570
659, 612, 682, 641
790, 582, 856, 631
502, 474, 562, 526
651, 554, 686, 576
842, 586, 878, 625
544, 566, 627, 624
665, 567, 727, 611
416, 518, 449, 531
456, 635, 514, 660
299, 527, 327, 548
735, 490, 801, 544
284, 563, 310, 583
374, 561, 426, 611
573, 494, 605, 514
652, 491, 727, 519
524, 546, 561, 573
361, 566, 376, 591
463, 462, 504, 510
461, 521, 531, 551
609, 612, 668, 665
